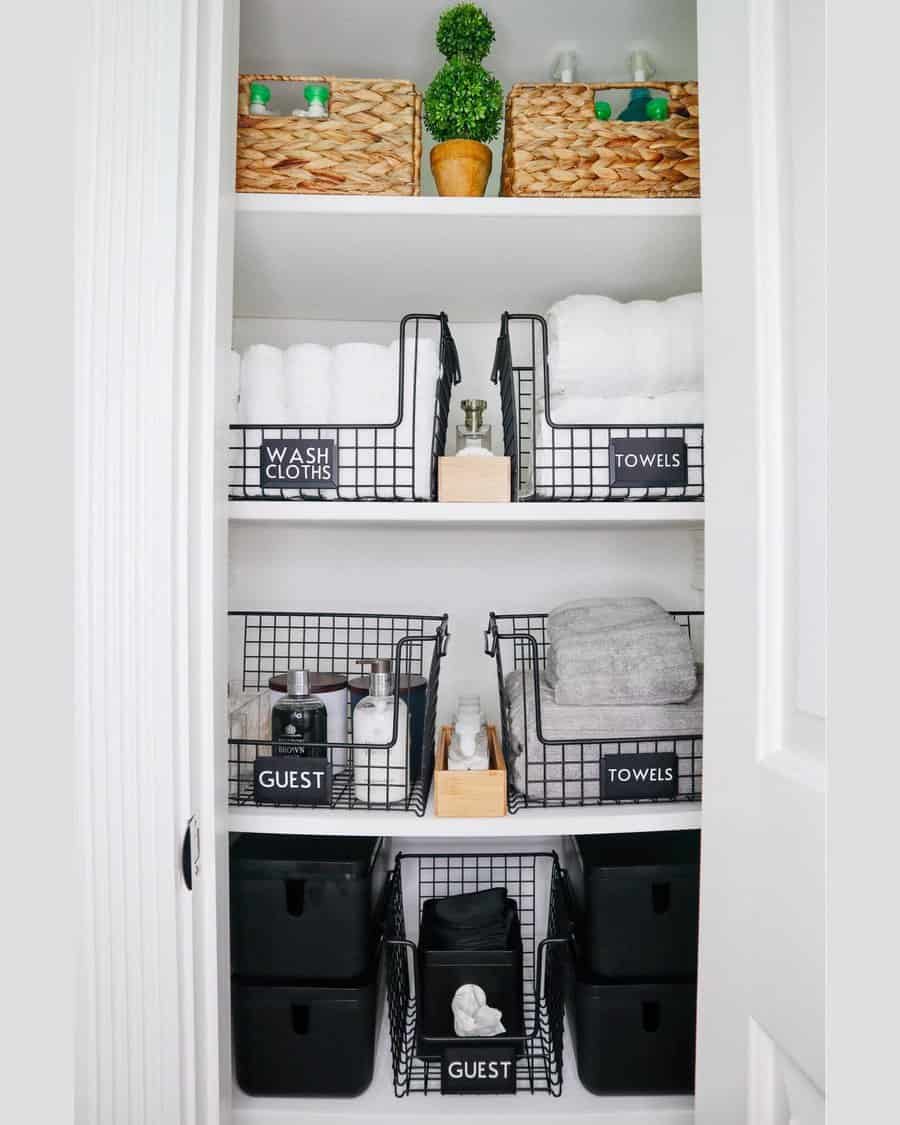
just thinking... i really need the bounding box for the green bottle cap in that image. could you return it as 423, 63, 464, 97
646, 97, 670, 121
594, 100, 612, 120
304, 83, 330, 105
249, 82, 271, 105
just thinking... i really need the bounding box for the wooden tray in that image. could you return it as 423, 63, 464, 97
434, 724, 507, 817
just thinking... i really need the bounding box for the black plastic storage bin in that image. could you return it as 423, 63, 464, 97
491, 312, 704, 502
569, 832, 700, 979
384, 851, 571, 1097
232, 958, 380, 1097
417, 898, 525, 1056
485, 610, 704, 811
229, 312, 461, 502
228, 611, 449, 814
230, 835, 386, 981
569, 974, 697, 1094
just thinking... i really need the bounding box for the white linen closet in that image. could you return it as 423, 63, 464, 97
74, 1, 828, 1123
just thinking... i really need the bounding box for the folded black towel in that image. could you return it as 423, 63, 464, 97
421, 889, 519, 951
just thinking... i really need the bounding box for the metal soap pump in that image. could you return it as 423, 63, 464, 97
456, 398, 493, 457
352, 658, 409, 806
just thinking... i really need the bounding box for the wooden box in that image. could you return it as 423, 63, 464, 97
438, 456, 511, 502
434, 725, 507, 818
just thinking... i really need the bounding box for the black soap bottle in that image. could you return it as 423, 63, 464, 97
271, 669, 327, 757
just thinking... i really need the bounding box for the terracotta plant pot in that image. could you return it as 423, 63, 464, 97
430, 139, 493, 197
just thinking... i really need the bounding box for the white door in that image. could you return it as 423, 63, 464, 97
75, 1, 236, 1122
695, 0, 827, 1121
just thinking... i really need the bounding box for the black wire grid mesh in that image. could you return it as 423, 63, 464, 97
228, 612, 449, 814
229, 314, 461, 501
385, 852, 570, 1097
491, 313, 705, 502
486, 612, 704, 812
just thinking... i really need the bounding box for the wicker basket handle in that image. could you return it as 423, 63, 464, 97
237, 74, 333, 116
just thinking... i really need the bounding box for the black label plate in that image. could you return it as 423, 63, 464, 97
259, 438, 337, 489
253, 756, 332, 805
601, 752, 679, 800
609, 438, 688, 487
441, 1046, 517, 1095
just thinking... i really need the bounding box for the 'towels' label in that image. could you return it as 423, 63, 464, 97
441, 1046, 517, 1095
259, 439, 337, 488
609, 438, 688, 487
601, 752, 679, 800
253, 756, 332, 805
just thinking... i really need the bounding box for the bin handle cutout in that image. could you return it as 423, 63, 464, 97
285, 878, 306, 917
651, 882, 671, 915
641, 1001, 661, 1033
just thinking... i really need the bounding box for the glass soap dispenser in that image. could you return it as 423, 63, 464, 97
456, 398, 493, 457
352, 658, 409, 806
270, 669, 327, 756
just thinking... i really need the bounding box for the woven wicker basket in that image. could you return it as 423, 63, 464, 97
501, 81, 699, 198
237, 75, 422, 196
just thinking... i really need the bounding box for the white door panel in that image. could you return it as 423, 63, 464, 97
696, 0, 827, 1117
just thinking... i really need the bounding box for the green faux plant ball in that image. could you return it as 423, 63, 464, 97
424, 57, 504, 144
436, 3, 496, 61
646, 97, 670, 121
594, 100, 612, 120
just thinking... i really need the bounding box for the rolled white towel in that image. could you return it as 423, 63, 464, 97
547, 293, 703, 398
239, 344, 285, 425
395, 334, 439, 499
284, 343, 332, 421
332, 342, 397, 425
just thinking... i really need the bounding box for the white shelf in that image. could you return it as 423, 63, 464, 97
234, 194, 702, 322
228, 501, 705, 529
228, 799, 702, 838
231, 1024, 694, 1124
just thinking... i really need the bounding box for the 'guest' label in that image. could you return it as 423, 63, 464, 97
259, 439, 337, 488
441, 1046, 517, 1095
601, 752, 679, 800
253, 756, 332, 805
609, 438, 688, 487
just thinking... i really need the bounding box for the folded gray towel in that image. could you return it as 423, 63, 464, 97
547, 596, 669, 642
546, 598, 697, 706
504, 668, 703, 801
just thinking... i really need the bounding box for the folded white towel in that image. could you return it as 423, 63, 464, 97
284, 343, 332, 420
547, 293, 703, 398
333, 342, 397, 425
239, 344, 286, 425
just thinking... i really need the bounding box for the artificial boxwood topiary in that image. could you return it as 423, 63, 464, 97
425, 5, 503, 145
424, 56, 503, 144
436, 3, 495, 62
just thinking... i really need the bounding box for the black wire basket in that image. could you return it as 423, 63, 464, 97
230, 313, 461, 501
491, 312, 704, 502
485, 611, 704, 811
228, 611, 449, 814
384, 851, 571, 1097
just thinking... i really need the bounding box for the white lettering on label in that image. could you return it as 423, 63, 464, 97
605, 766, 675, 783
614, 452, 682, 469
264, 445, 333, 483
257, 769, 326, 790
447, 1060, 514, 1080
